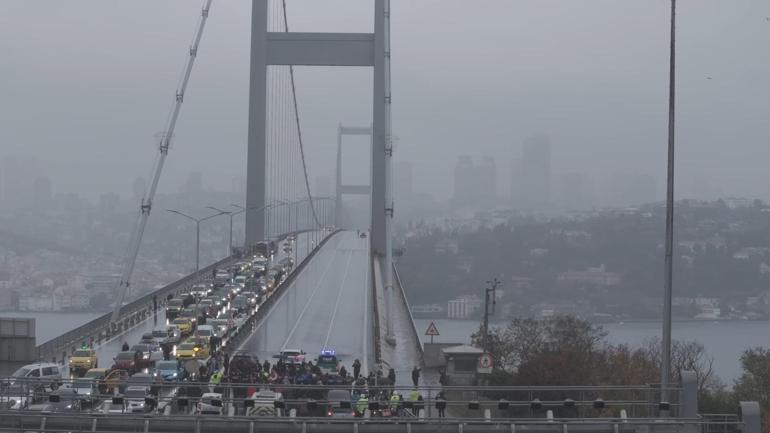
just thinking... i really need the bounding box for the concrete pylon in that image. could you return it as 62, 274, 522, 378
335, 123, 373, 229
245, 0, 388, 249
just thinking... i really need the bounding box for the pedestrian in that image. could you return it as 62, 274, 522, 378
263, 360, 270, 373
436, 390, 446, 418
411, 366, 421, 387
387, 368, 396, 385
223, 352, 230, 375
438, 367, 447, 387
352, 359, 361, 380
339, 365, 347, 378
122, 341, 129, 352
153, 295, 157, 312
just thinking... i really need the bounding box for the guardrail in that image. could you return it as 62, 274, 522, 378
0, 411, 750, 433
392, 263, 424, 358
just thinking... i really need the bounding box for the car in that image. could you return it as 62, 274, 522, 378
26, 388, 88, 413
153, 360, 187, 381
275, 349, 305, 365
123, 386, 150, 413
72, 377, 99, 398
69, 347, 98, 376
3, 362, 62, 389
231, 295, 251, 313
175, 339, 210, 361
130, 343, 163, 365
195, 324, 215, 341
246, 390, 284, 417
316, 350, 339, 374
152, 329, 172, 340
196, 392, 223, 415
359, 232, 367, 238
178, 308, 201, 326
113, 351, 140, 373
172, 318, 194, 334
234, 275, 247, 288
205, 295, 225, 308
165, 299, 185, 319
208, 318, 232, 337
326, 389, 355, 417
191, 283, 213, 298
102, 369, 130, 394
125, 372, 155, 394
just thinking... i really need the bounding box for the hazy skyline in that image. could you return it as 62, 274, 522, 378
1, 1, 769, 203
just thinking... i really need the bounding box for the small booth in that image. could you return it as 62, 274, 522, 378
441, 344, 483, 386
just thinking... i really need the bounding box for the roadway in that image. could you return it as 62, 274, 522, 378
86, 231, 324, 373
238, 230, 373, 375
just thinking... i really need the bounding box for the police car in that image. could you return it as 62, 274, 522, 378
316, 349, 339, 374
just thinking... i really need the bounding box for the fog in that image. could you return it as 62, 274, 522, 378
0, 1, 768, 207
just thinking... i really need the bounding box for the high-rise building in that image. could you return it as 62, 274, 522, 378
513, 134, 551, 209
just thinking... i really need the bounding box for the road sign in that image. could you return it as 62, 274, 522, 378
478, 352, 493, 374
424, 321, 440, 343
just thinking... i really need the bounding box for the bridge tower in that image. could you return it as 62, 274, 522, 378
335, 124, 373, 228
245, 0, 390, 258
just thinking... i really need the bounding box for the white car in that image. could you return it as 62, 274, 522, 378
197, 392, 223, 415
124, 386, 149, 413
247, 390, 283, 417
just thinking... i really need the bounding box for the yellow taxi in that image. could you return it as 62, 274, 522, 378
175, 338, 210, 361
70, 347, 98, 376
172, 318, 193, 335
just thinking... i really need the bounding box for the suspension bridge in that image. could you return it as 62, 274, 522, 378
0, 1, 761, 432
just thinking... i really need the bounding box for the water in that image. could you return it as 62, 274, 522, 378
414, 318, 770, 385
1, 311, 103, 343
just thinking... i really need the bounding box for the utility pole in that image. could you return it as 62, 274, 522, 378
483, 278, 500, 353
661, 0, 677, 406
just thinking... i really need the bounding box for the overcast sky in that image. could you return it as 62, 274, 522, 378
1, 0, 769, 202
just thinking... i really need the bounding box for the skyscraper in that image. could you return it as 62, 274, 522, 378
453, 155, 475, 207
514, 134, 551, 209
453, 156, 497, 209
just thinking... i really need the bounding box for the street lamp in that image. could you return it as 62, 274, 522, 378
166, 209, 226, 280
483, 278, 501, 354
206, 206, 233, 256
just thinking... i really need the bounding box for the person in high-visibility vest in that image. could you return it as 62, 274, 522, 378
356, 393, 369, 417
210, 371, 223, 385
389, 392, 401, 413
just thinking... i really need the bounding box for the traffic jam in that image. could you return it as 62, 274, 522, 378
0, 234, 423, 418
0, 239, 295, 416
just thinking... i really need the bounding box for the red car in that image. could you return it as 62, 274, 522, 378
112, 351, 139, 374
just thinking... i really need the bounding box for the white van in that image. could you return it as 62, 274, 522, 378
5, 362, 62, 387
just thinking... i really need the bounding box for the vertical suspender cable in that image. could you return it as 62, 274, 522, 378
111, 0, 214, 324
281, 0, 322, 228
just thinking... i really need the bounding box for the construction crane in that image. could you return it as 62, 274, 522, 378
111, 0, 213, 325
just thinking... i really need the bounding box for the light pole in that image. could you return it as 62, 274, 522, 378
167, 209, 226, 280
483, 278, 500, 354
661, 0, 677, 405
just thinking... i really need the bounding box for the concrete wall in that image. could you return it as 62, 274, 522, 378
423, 343, 459, 368
0, 317, 36, 376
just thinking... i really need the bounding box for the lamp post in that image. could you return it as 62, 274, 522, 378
483, 278, 500, 354
167, 209, 226, 280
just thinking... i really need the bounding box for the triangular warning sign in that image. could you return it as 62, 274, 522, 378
425, 321, 440, 336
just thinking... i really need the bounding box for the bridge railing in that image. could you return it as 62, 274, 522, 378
392, 263, 423, 358
0, 412, 748, 433
1, 378, 682, 419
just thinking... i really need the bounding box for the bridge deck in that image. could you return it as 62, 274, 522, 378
238, 230, 373, 374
